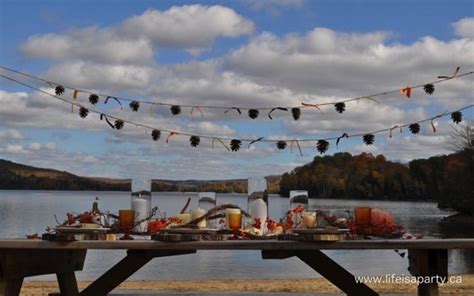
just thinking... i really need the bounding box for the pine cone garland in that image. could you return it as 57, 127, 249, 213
190, 136, 200, 147
170, 105, 181, 115
230, 139, 242, 151
334, 102, 346, 113
114, 120, 124, 130
423, 84, 435, 95
79, 107, 89, 118
451, 111, 462, 124
363, 134, 375, 145
55, 85, 65, 96
276, 141, 287, 150
248, 109, 259, 119
409, 123, 420, 134
129, 101, 140, 112
151, 129, 161, 141
89, 94, 99, 105
316, 140, 329, 154
291, 108, 301, 120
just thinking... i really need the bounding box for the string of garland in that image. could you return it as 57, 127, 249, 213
0, 73, 471, 156
0, 65, 472, 121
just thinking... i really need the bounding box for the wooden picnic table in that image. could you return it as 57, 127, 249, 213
1, 238, 474, 296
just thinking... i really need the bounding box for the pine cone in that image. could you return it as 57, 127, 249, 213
409, 123, 420, 134
170, 105, 181, 115
230, 139, 242, 151
129, 101, 140, 112
55, 85, 65, 96
316, 140, 329, 154
334, 102, 346, 113
363, 134, 375, 145
114, 120, 124, 130
79, 107, 89, 118
89, 94, 99, 105
151, 129, 161, 141
291, 108, 301, 120
190, 136, 200, 147
451, 111, 462, 124
423, 84, 435, 95
248, 109, 259, 119
276, 141, 287, 150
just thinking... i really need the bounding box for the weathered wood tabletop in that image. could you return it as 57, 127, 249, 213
1, 238, 474, 296
1, 238, 473, 250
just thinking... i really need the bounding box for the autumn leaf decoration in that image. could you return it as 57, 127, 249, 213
79, 107, 89, 118
268, 107, 288, 120
316, 140, 329, 154
89, 94, 99, 105
291, 108, 301, 120
423, 84, 435, 95
334, 102, 346, 113
276, 140, 287, 150
55, 85, 65, 96
189, 136, 200, 147
408, 123, 420, 134
248, 109, 259, 119
104, 96, 123, 109
230, 139, 242, 151
170, 105, 181, 115
114, 120, 124, 130
363, 134, 375, 145
129, 101, 140, 112
100, 114, 115, 129
451, 111, 462, 124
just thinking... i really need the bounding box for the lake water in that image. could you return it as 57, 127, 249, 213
0, 190, 473, 281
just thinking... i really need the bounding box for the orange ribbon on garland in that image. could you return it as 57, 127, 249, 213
166, 132, 178, 143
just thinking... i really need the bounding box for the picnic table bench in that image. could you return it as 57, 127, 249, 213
1, 239, 474, 296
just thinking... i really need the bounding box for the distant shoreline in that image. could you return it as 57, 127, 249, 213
0, 189, 441, 203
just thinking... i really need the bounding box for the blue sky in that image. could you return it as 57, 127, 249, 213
0, 0, 473, 179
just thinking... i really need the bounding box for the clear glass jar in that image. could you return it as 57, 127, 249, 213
131, 179, 152, 233
247, 177, 268, 233
198, 192, 217, 228
289, 190, 308, 210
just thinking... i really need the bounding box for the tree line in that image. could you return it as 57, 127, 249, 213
279, 150, 473, 215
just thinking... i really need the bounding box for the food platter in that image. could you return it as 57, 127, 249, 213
54, 226, 111, 233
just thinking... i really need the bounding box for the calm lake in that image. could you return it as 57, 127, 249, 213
0, 190, 473, 281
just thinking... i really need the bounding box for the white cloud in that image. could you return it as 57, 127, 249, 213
20, 5, 254, 62
0, 129, 23, 140
453, 18, 474, 38
21, 29, 154, 64
121, 5, 254, 51
0, 145, 26, 154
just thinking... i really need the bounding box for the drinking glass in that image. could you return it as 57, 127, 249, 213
119, 209, 135, 240
226, 208, 242, 230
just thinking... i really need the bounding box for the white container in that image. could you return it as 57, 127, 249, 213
131, 179, 152, 233
191, 208, 207, 228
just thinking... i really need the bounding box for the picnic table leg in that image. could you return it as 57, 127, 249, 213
408, 249, 448, 296
80, 249, 195, 296
57, 271, 80, 296
0, 277, 23, 296
262, 250, 379, 296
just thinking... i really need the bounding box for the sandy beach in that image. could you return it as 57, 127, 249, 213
20, 275, 474, 295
